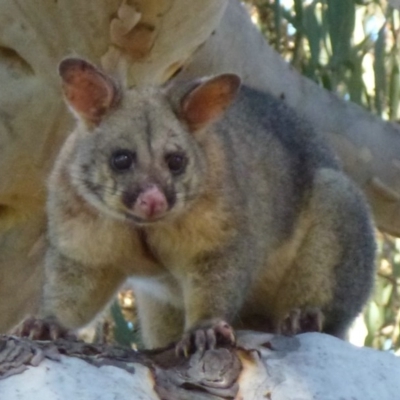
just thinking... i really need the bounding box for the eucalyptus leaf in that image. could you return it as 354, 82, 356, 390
365, 301, 384, 332
111, 301, 136, 348
304, 2, 321, 65
326, 0, 356, 66
374, 24, 387, 116
389, 57, 400, 120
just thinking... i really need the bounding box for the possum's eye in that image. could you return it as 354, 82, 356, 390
110, 150, 135, 171
165, 153, 187, 175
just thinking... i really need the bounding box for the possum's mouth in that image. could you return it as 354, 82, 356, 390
124, 212, 168, 225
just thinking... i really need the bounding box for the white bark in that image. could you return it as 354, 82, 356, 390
2, 357, 159, 400
1, 333, 400, 400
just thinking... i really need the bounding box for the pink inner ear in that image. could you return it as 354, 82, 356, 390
59, 58, 118, 125
182, 74, 241, 131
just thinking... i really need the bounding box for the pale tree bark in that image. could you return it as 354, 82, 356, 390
1, 332, 400, 399
0, 0, 399, 332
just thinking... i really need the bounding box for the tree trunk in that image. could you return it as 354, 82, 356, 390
0, 0, 399, 332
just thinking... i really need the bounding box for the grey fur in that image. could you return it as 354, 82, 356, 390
43, 63, 376, 348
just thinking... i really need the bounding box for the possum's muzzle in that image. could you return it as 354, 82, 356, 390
122, 184, 175, 222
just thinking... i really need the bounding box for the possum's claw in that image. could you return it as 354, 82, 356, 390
176, 319, 235, 357
278, 307, 324, 336
12, 316, 74, 341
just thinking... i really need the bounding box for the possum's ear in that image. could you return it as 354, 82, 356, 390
58, 58, 120, 126
181, 74, 241, 131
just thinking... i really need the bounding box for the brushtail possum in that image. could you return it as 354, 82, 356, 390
24, 58, 376, 352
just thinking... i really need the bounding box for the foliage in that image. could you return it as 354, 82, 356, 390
110, 291, 142, 349
365, 233, 400, 351
246, 0, 400, 118
245, 0, 400, 351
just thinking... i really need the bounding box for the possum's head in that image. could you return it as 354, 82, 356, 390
58, 58, 241, 225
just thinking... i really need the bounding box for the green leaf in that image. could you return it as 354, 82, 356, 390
393, 254, 400, 278
389, 57, 400, 120
326, 0, 356, 66
381, 283, 393, 306
347, 55, 364, 105
274, 0, 282, 49
321, 70, 333, 90
294, 0, 303, 24
304, 2, 321, 66
365, 300, 384, 333
111, 301, 136, 348
374, 24, 387, 116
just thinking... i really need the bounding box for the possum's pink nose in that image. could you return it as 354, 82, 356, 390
134, 185, 168, 219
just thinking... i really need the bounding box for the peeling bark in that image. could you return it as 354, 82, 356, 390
1, 332, 400, 399
0, 335, 243, 399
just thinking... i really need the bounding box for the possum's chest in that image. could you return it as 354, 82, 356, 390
143, 203, 237, 272
53, 216, 134, 266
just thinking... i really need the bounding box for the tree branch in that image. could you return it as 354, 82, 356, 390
1, 332, 400, 399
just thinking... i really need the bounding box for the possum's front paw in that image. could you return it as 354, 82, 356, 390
176, 319, 236, 357
278, 307, 324, 336
12, 316, 74, 341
